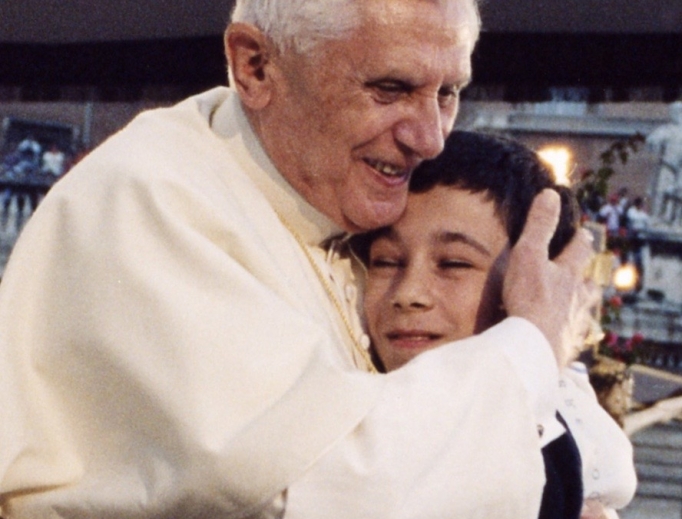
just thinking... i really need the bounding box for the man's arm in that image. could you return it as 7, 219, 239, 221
285, 318, 551, 518
0, 174, 556, 519
0, 193, 552, 519
0, 114, 581, 518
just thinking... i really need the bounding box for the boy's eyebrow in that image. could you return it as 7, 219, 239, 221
439, 231, 491, 257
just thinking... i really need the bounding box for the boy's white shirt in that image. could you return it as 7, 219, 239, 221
560, 362, 637, 513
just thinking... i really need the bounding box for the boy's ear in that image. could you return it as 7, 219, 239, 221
224, 22, 275, 110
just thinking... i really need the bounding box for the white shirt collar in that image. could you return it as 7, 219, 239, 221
207, 88, 344, 247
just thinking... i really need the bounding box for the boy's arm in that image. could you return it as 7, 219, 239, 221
560, 363, 638, 512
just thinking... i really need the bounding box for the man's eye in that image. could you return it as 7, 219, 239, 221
367, 80, 413, 104
437, 86, 460, 108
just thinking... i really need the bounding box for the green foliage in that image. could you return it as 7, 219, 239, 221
575, 133, 646, 213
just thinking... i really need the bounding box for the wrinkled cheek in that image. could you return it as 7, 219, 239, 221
361, 190, 410, 230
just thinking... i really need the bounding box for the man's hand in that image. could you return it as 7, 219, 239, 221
503, 190, 599, 368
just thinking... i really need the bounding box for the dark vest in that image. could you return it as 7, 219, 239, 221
538, 414, 583, 519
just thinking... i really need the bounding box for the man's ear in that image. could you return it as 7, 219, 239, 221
225, 23, 275, 110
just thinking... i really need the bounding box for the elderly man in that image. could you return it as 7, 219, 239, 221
0, 0, 594, 517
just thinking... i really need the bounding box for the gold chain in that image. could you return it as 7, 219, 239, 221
277, 214, 378, 373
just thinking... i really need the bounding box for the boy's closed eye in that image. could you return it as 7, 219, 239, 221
438, 259, 474, 270
369, 257, 405, 269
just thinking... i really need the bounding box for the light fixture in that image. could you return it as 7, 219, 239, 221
537, 146, 573, 186
612, 263, 638, 292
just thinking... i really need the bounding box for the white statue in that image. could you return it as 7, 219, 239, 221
647, 101, 682, 223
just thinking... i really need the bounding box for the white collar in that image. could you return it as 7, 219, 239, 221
207, 88, 344, 248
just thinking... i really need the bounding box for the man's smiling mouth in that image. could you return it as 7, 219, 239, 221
364, 158, 409, 179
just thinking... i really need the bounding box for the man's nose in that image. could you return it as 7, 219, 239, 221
394, 97, 453, 160
391, 266, 434, 311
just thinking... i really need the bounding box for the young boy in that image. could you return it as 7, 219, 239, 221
353, 131, 637, 519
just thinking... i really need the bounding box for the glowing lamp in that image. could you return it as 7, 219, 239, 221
612, 264, 638, 292
537, 146, 573, 186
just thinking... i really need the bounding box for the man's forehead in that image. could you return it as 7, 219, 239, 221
354, 0, 479, 45
357, 0, 478, 24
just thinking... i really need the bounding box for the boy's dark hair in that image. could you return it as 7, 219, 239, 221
353, 131, 579, 262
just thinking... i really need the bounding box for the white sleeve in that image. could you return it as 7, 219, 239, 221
559, 363, 637, 510
499, 318, 565, 444
0, 99, 562, 517
285, 318, 557, 519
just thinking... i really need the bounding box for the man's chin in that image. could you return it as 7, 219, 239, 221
343, 201, 407, 232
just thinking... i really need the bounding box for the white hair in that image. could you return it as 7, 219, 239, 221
231, 0, 361, 54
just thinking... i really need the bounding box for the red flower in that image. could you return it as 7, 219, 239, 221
608, 295, 623, 308
603, 331, 619, 346
630, 332, 644, 345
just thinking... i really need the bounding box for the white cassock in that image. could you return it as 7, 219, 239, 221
0, 88, 564, 518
